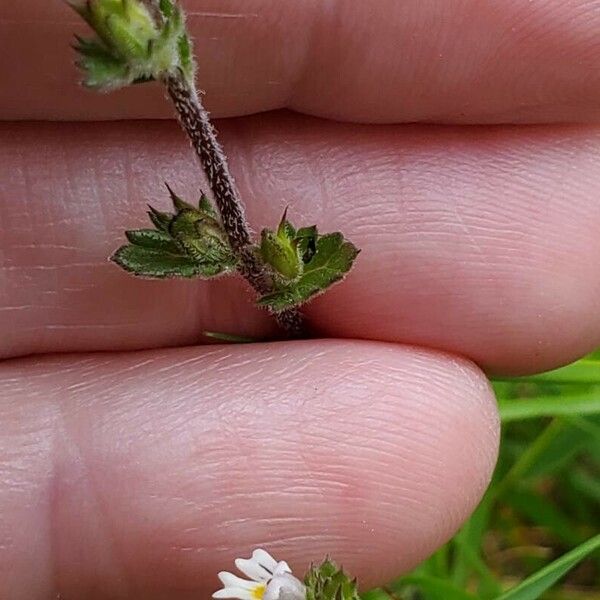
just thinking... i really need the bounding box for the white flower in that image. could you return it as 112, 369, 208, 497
213, 549, 306, 600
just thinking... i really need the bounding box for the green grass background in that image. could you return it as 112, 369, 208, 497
364, 351, 600, 600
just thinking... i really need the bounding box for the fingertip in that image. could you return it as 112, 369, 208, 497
0, 341, 500, 596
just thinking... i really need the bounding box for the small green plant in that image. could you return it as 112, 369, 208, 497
68, 0, 359, 336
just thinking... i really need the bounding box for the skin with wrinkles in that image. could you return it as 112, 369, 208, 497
0, 342, 499, 599
1, 0, 600, 122
1, 1, 600, 598
1, 119, 600, 371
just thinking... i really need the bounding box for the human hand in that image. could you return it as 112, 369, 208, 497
1, 1, 599, 597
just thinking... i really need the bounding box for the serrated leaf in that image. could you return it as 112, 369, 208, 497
113, 187, 236, 279
111, 244, 213, 278
305, 559, 360, 600
124, 228, 180, 253
147, 205, 172, 231
258, 233, 359, 311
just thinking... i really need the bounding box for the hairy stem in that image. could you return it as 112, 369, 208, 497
164, 71, 303, 335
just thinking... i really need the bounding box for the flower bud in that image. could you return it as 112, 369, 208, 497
260, 228, 302, 281
259, 211, 305, 280
70, 0, 194, 89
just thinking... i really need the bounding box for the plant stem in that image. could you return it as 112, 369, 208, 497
164, 71, 303, 335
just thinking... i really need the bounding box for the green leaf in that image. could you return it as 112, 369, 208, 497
305, 559, 360, 600
259, 232, 359, 311
147, 205, 172, 232
125, 228, 180, 252
498, 394, 600, 422
496, 534, 600, 600
105, 11, 148, 59
159, 0, 174, 17
73, 36, 129, 89
296, 225, 318, 263
296, 226, 318, 239
360, 590, 392, 600
506, 488, 584, 547
112, 185, 236, 279
111, 244, 214, 278
203, 331, 259, 344
198, 193, 217, 217
450, 496, 501, 598
178, 33, 193, 77
492, 419, 566, 500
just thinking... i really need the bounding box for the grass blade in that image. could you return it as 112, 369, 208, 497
498, 394, 600, 422
495, 535, 600, 600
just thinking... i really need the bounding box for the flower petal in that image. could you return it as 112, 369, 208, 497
252, 549, 278, 574
213, 588, 254, 600
218, 571, 256, 590
273, 560, 292, 576
236, 557, 272, 582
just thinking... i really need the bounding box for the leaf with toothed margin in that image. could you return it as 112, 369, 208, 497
111, 245, 213, 278
124, 229, 181, 252
258, 232, 359, 312
111, 185, 237, 279
147, 206, 172, 232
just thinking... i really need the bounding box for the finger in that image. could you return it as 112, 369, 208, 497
1, 0, 600, 123
2, 116, 600, 373
0, 340, 499, 599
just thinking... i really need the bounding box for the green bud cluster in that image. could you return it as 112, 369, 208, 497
304, 559, 361, 600
69, 0, 194, 89
112, 185, 237, 279
257, 213, 359, 312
